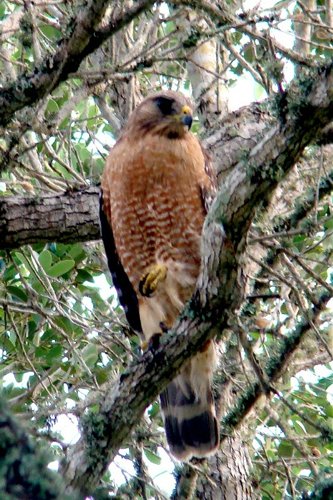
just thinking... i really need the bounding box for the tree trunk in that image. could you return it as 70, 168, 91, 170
195, 436, 255, 499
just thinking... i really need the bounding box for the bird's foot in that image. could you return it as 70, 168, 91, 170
149, 333, 162, 351
159, 321, 169, 333
141, 333, 162, 352
139, 263, 167, 297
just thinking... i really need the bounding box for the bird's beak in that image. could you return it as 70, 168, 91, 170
180, 105, 193, 130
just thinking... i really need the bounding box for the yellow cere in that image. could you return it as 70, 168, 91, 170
181, 105, 192, 115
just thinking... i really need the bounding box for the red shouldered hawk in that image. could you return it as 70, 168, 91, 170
100, 90, 219, 460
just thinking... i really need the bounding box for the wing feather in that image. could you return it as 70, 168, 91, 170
99, 191, 142, 334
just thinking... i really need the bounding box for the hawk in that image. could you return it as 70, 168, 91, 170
100, 90, 219, 460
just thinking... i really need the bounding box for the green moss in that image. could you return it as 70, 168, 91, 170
222, 382, 260, 429
19, 13, 33, 49
81, 410, 109, 466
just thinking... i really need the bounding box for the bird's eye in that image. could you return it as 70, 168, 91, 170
153, 96, 175, 116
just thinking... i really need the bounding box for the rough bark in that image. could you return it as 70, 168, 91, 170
195, 437, 254, 500
0, 187, 100, 250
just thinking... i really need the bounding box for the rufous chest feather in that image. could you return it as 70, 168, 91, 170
108, 134, 206, 193
102, 132, 208, 285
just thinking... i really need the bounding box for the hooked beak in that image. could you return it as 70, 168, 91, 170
180, 105, 193, 130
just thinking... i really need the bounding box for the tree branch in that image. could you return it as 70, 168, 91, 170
0, 186, 100, 250
0, 0, 155, 127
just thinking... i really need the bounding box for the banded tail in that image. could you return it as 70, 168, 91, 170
160, 344, 219, 460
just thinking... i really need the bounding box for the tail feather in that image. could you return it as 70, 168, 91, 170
160, 377, 219, 460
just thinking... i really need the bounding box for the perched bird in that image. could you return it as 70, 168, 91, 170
100, 90, 219, 460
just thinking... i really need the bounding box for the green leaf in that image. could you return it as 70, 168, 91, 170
76, 269, 94, 283
46, 259, 75, 277
39, 24, 61, 40
1, 335, 16, 352
144, 448, 161, 465
95, 368, 109, 385
15, 251, 32, 271
278, 441, 294, 457
324, 218, 333, 230
45, 344, 62, 363
81, 344, 99, 367
75, 144, 91, 163
59, 117, 70, 130
28, 320, 38, 337
292, 419, 306, 435
0, 4, 6, 19
3, 264, 16, 282
46, 99, 59, 114
68, 243, 86, 263
39, 249, 53, 271
7, 285, 28, 302
148, 401, 160, 419
35, 346, 47, 358
40, 328, 57, 342
53, 316, 74, 334
14, 372, 24, 383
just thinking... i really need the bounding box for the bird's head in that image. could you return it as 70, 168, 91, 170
126, 91, 194, 139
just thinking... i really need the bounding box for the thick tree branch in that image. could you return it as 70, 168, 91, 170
0, 0, 154, 127
0, 157, 330, 253
0, 186, 100, 250
61, 64, 333, 495
2, 121, 332, 252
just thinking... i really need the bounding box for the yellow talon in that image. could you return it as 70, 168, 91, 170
141, 333, 162, 352
141, 340, 149, 351
139, 263, 167, 297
